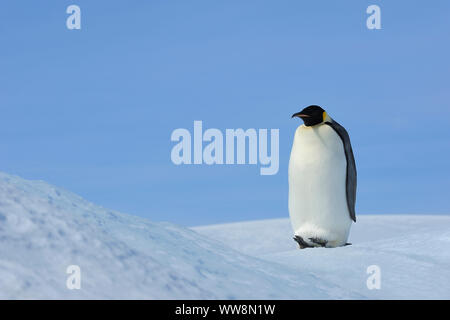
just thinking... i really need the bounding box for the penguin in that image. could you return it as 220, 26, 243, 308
289, 105, 356, 248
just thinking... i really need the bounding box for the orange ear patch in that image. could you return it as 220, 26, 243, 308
322, 111, 327, 122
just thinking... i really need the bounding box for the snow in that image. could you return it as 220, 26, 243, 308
0, 171, 449, 299
194, 216, 450, 299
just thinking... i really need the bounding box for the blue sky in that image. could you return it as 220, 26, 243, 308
1, 1, 449, 226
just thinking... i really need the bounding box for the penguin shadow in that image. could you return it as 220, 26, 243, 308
293, 235, 351, 249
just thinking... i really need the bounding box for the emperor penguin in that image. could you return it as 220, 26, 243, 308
289, 105, 357, 248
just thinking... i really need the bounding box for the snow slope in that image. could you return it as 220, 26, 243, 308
193, 216, 450, 299
0, 171, 449, 299
0, 171, 356, 299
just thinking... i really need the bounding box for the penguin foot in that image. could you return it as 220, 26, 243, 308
309, 237, 328, 247
344, 243, 352, 246
293, 235, 313, 249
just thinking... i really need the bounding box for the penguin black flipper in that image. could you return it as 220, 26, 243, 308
325, 120, 357, 222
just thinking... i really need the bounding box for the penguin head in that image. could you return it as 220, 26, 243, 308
292, 105, 327, 127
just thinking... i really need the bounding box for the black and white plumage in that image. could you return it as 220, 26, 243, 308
289, 105, 357, 248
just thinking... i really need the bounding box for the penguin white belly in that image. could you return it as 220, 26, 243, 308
288, 124, 352, 247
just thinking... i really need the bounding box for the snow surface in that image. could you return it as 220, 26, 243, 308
0, 171, 449, 299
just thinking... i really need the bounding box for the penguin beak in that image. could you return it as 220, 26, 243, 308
291, 112, 309, 119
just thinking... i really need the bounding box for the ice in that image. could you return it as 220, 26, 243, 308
0, 171, 449, 299
194, 216, 450, 299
